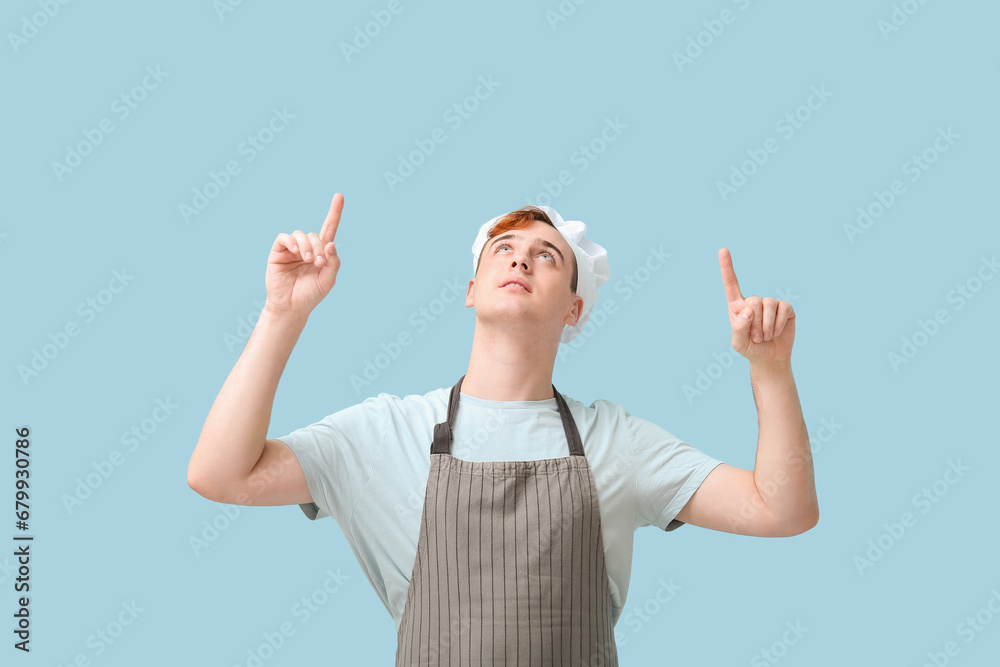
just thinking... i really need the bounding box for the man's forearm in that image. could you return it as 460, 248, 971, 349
749, 360, 818, 532
187, 306, 308, 495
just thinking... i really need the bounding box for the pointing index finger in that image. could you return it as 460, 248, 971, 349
718, 247, 743, 303
319, 193, 344, 243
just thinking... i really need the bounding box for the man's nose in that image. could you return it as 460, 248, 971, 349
511, 259, 528, 270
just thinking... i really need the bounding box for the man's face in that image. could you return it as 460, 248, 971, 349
466, 220, 583, 338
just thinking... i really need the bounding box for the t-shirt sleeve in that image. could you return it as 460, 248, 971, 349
626, 407, 724, 532
274, 395, 387, 524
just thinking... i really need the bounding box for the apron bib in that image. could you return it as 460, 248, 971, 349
396, 374, 619, 666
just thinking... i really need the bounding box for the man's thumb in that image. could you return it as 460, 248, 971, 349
732, 306, 753, 349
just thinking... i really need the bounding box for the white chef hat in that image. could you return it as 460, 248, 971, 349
471, 204, 610, 343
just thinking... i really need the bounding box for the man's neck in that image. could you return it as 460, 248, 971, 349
461, 324, 560, 401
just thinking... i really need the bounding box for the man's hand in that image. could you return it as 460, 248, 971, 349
719, 247, 795, 366
264, 193, 344, 318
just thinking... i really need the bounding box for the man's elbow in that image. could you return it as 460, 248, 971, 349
761, 503, 819, 537
187, 468, 210, 498
187, 466, 224, 502
781, 507, 819, 536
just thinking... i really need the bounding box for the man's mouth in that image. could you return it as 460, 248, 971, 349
500, 279, 531, 292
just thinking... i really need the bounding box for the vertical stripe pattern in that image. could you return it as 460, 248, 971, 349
396, 376, 619, 666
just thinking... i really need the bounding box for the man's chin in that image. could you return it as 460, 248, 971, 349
474, 313, 563, 340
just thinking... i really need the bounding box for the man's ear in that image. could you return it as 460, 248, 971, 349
465, 278, 475, 308
564, 295, 584, 326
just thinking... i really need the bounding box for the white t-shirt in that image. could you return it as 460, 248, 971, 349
277, 386, 724, 633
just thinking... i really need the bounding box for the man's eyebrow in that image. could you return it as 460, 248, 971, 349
488, 234, 564, 265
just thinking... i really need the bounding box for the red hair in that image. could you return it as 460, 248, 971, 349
476, 206, 578, 293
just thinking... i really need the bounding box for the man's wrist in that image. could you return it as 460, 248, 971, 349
260, 303, 310, 331
749, 358, 793, 379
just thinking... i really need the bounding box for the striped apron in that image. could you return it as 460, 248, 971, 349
396, 374, 619, 666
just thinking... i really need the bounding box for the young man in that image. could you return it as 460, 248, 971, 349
187, 193, 818, 665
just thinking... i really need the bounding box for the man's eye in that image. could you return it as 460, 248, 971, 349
492, 243, 554, 262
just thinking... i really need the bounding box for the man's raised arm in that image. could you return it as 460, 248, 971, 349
674, 248, 818, 537
186, 193, 345, 506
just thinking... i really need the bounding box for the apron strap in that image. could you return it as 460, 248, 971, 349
553, 388, 585, 457
431, 374, 585, 457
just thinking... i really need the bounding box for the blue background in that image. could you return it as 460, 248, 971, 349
4, 1, 999, 665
